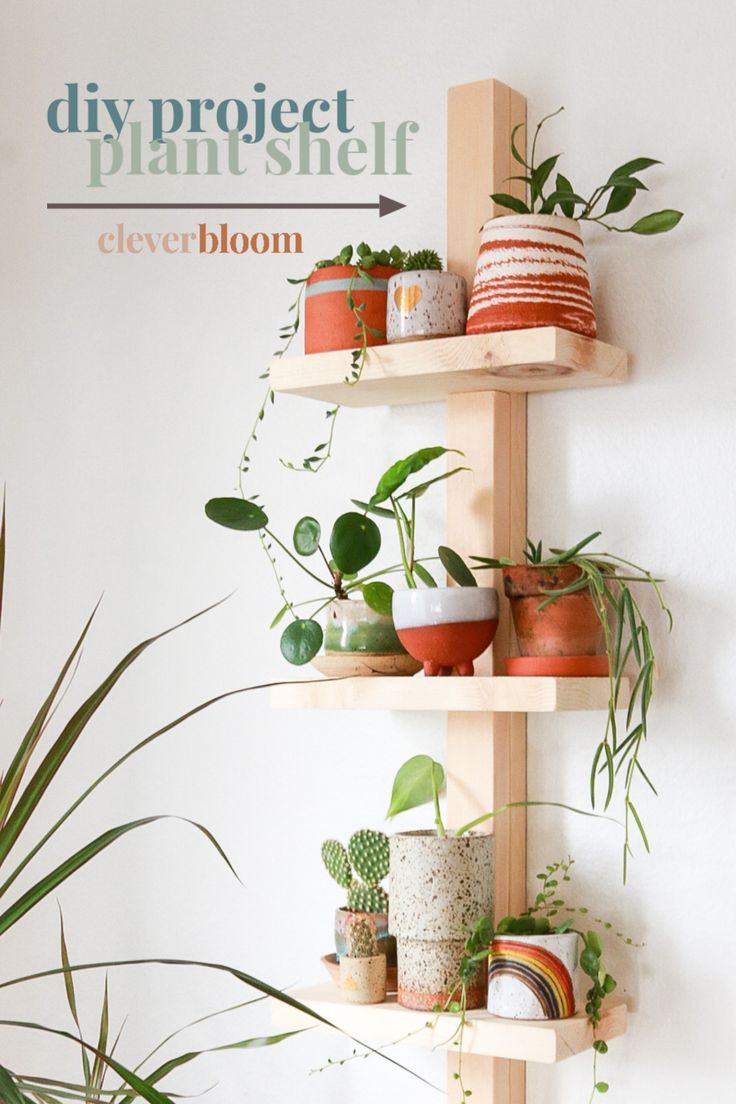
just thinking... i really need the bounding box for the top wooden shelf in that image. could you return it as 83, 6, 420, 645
270, 327, 628, 407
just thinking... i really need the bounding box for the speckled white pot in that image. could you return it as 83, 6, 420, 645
389, 831, 494, 1010
387, 271, 467, 343
339, 954, 387, 1004
488, 933, 580, 1020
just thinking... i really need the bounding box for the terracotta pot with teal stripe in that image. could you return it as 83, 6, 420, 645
305, 264, 399, 354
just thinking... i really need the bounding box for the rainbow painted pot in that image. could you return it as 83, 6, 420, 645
392, 587, 499, 676
487, 933, 580, 1020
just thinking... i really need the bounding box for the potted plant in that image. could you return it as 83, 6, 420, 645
339, 914, 388, 1005
355, 447, 498, 676
386, 248, 467, 343
466, 107, 683, 339
204, 496, 420, 672
470, 531, 672, 878
322, 829, 397, 970
384, 754, 617, 1013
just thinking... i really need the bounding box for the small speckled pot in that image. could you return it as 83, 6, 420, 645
387, 270, 467, 343
389, 831, 494, 1010
340, 954, 387, 1004
334, 908, 396, 967
488, 933, 580, 1020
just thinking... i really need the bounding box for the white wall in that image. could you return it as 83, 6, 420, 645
1, 0, 735, 1100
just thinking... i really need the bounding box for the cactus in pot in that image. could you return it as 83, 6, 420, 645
322, 829, 396, 965
339, 915, 388, 1004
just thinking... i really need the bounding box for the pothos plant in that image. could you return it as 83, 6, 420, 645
490, 106, 683, 234
470, 532, 672, 880
237, 241, 405, 492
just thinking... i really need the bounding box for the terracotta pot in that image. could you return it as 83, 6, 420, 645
304, 264, 399, 354
324, 598, 406, 656
502, 565, 604, 658
334, 907, 396, 967
340, 953, 387, 1004
466, 215, 596, 339
506, 654, 609, 677
392, 587, 498, 676
488, 933, 580, 1019
386, 271, 467, 343
389, 831, 494, 1011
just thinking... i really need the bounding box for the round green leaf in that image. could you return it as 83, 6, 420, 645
438, 545, 477, 587
280, 619, 323, 665
362, 581, 394, 617
580, 947, 600, 978
293, 516, 321, 556
329, 512, 380, 574
205, 497, 268, 531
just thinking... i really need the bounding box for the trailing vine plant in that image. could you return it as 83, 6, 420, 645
490, 106, 683, 235
470, 533, 672, 881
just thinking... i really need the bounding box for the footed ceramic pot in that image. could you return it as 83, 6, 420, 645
466, 215, 596, 339
389, 831, 494, 1011
334, 908, 396, 967
392, 587, 499, 676
386, 271, 467, 343
488, 933, 580, 1019
304, 264, 399, 354
340, 954, 387, 1004
502, 565, 604, 672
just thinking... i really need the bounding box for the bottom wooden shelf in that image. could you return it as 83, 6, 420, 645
271, 983, 627, 1064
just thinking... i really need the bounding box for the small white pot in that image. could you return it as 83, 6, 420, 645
387, 270, 467, 343
340, 954, 387, 1004
392, 587, 499, 676
487, 932, 580, 1020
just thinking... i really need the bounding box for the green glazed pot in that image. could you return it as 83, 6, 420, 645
324, 598, 406, 655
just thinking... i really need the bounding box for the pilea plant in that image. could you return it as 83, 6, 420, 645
236, 241, 405, 494
470, 532, 672, 879
321, 829, 390, 913
402, 248, 443, 271
491, 106, 683, 235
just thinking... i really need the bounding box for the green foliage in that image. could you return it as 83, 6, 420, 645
293, 516, 321, 556
321, 829, 390, 913
361, 580, 394, 616
386, 755, 446, 831
346, 916, 379, 959
490, 107, 683, 234
402, 249, 443, 272
330, 513, 381, 575
205, 498, 268, 531
473, 532, 672, 880
438, 546, 477, 588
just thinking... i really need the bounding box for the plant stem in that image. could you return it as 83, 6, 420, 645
391, 496, 415, 588
431, 765, 446, 838
263, 528, 334, 590
454, 800, 621, 838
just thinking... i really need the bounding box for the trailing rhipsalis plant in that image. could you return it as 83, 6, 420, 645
490, 106, 683, 235
472, 532, 672, 880
322, 829, 390, 913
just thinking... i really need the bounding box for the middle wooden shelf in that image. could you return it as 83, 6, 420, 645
270, 675, 629, 713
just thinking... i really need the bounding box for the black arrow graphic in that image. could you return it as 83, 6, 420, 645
46, 194, 406, 218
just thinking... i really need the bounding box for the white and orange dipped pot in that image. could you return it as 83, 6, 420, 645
391, 587, 499, 676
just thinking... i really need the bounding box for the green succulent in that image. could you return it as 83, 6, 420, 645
321, 828, 389, 913
402, 248, 443, 272
346, 916, 379, 959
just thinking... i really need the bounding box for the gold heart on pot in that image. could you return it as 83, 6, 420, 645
394, 284, 422, 315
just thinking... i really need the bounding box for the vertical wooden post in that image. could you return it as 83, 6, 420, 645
445, 80, 528, 1104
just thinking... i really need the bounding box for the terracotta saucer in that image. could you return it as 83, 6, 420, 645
321, 953, 398, 993
505, 655, 610, 677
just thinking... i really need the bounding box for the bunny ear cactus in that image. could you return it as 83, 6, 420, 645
321, 829, 390, 913
346, 916, 379, 959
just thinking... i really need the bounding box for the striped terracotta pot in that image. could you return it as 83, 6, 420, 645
466, 215, 596, 338
304, 264, 399, 354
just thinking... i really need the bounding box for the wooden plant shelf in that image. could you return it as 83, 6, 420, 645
271, 984, 627, 1064
271, 675, 629, 713
270, 328, 628, 408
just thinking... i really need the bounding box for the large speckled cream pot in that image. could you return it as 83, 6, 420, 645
389, 831, 494, 1010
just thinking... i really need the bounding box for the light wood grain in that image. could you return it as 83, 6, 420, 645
269, 675, 629, 713
269, 327, 628, 407
270, 984, 627, 1063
